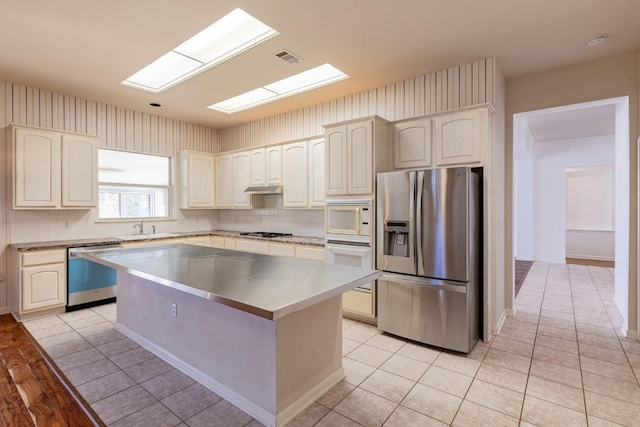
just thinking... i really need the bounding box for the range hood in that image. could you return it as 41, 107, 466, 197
244, 184, 283, 194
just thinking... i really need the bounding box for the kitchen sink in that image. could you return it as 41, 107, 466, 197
117, 232, 180, 241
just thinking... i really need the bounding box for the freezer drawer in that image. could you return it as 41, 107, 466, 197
378, 273, 479, 353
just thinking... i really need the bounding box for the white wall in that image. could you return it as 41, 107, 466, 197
516, 135, 615, 263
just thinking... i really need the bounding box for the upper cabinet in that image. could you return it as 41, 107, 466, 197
250, 146, 282, 186
178, 151, 215, 209
393, 118, 432, 169
250, 148, 266, 185
282, 138, 325, 208
282, 141, 308, 208
324, 117, 390, 197
8, 125, 98, 209
232, 151, 252, 208
433, 107, 487, 166
308, 138, 325, 207
265, 145, 282, 184
214, 154, 232, 208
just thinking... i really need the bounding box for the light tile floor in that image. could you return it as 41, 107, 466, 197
24, 262, 640, 426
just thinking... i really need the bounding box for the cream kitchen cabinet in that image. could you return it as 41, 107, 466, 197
210, 236, 237, 249
178, 151, 215, 209
433, 107, 488, 166
283, 139, 325, 208
282, 141, 308, 207
235, 239, 270, 254
269, 243, 295, 257
393, 118, 432, 169
295, 245, 325, 262
121, 238, 187, 248
8, 125, 98, 209
250, 146, 282, 185
232, 151, 252, 208
186, 236, 211, 246
308, 138, 326, 207
9, 248, 67, 320
324, 117, 390, 197
214, 154, 232, 208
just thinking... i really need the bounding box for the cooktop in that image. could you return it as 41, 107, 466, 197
239, 232, 293, 239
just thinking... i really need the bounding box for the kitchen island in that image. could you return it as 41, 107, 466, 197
77, 243, 380, 427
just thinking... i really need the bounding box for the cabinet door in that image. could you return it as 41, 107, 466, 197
250, 148, 266, 185
14, 128, 61, 208
61, 134, 98, 207
394, 118, 432, 169
434, 109, 486, 166
214, 154, 232, 207
308, 138, 326, 207
265, 145, 282, 184
282, 141, 308, 207
181, 152, 215, 208
232, 151, 252, 208
22, 263, 66, 311
347, 121, 373, 195
325, 126, 348, 196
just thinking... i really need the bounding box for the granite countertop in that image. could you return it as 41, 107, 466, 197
77, 244, 378, 320
9, 230, 325, 251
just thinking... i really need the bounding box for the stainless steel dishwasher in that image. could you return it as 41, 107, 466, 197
67, 244, 120, 311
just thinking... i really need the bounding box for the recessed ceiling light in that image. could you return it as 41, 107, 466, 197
208, 63, 348, 114
122, 8, 278, 93
586, 34, 607, 47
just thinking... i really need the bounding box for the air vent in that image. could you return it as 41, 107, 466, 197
275, 49, 302, 64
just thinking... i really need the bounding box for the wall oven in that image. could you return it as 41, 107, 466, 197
325, 199, 374, 291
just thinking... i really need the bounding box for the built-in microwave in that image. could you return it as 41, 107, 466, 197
325, 199, 372, 243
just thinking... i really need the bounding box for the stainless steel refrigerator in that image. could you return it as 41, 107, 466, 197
376, 167, 481, 353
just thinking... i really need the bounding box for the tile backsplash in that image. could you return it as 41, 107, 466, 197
216, 196, 326, 238
8, 196, 325, 243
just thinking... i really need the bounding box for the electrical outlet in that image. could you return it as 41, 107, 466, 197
171, 303, 177, 317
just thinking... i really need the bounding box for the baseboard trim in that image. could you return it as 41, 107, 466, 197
116, 322, 276, 427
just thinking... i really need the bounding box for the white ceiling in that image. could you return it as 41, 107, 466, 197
1, 0, 639, 130
527, 104, 616, 143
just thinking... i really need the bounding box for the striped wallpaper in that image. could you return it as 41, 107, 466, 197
216, 57, 495, 152
0, 83, 218, 155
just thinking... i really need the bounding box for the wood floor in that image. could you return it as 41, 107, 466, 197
0, 314, 103, 427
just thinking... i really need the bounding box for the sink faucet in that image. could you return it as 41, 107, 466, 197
133, 220, 144, 235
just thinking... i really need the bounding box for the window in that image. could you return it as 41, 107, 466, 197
98, 149, 171, 219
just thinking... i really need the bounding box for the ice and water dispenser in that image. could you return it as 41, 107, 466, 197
382, 221, 409, 257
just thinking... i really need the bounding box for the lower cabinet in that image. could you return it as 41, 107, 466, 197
295, 246, 325, 262
343, 290, 376, 323
10, 248, 67, 319
121, 238, 187, 248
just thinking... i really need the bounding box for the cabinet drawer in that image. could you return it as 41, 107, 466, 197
236, 239, 270, 254
295, 246, 325, 262
269, 243, 295, 257
343, 289, 375, 317
22, 249, 66, 267
210, 236, 225, 248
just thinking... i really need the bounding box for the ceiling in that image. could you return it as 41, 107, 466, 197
1, 0, 639, 130
527, 104, 616, 143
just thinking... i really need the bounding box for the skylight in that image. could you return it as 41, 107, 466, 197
122, 8, 278, 93
209, 63, 348, 114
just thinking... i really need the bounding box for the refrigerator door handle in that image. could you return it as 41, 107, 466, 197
415, 170, 424, 276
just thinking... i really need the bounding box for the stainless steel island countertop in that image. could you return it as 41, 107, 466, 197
77, 243, 381, 320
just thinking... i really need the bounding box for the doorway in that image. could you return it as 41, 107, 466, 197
512, 96, 631, 335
